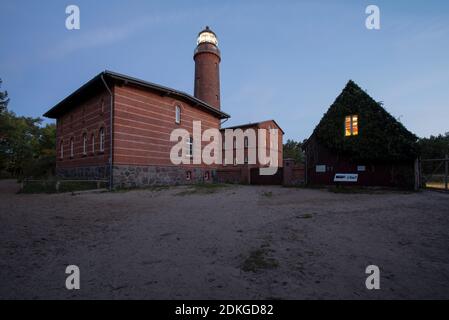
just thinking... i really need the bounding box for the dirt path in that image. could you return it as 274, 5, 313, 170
0, 180, 448, 299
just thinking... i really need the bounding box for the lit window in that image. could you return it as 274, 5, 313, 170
345, 115, 359, 136
83, 133, 87, 155
175, 106, 181, 124
70, 138, 74, 158
186, 136, 193, 158
99, 128, 105, 152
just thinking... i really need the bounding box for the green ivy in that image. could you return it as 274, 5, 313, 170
312, 80, 418, 162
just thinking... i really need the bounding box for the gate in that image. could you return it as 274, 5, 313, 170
250, 167, 283, 185
420, 155, 449, 191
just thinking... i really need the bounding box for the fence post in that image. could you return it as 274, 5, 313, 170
445, 154, 448, 191
414, 158, 420, 191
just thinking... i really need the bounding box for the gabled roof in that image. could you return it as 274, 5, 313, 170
304, 80, 418, 162
221, 119, 285, 134
43, 70, 230, 119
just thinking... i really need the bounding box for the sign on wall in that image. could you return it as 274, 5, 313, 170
334, 174, 358, 182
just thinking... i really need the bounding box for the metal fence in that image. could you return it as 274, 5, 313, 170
420, 155, 449, 191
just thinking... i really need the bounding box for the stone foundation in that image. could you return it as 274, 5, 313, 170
112, 165, 216, 189
56, 165, 110, 181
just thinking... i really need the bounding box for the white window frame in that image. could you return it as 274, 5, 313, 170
100, 128, 105, 152
70, 138, 74, 158
186, 136, 193, 158
83, 133, 87, 155
175, 106, 181, 124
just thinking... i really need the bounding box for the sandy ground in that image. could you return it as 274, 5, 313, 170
0, 179, 448, 300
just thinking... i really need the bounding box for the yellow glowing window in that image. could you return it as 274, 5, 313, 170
345, 115, 358, 136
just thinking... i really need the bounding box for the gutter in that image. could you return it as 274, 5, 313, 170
101, 73, 114, 191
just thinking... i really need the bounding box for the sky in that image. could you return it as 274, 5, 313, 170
1, 0, 448, 140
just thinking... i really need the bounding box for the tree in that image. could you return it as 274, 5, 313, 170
0, 79, 9, 112
283, 139, 304, 164
0, 79, 56, 178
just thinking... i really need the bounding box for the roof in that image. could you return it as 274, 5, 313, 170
303, 80, 418, 162
43, 70, 230, 119
221, 119, 285, 134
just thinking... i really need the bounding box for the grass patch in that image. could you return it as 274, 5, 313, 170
261, 191, 273, 197
327, 186, 414, 194
20, 180, 108, 194
174, 183, 229, 196
113, 185, 171, 193
241, 247, 279, 273
296, 213, 313, 219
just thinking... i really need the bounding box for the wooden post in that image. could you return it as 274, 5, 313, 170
414, 158, 420, 191
445, 154, 448, 191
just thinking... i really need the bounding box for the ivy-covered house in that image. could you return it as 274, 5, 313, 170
303, 80, 418, 188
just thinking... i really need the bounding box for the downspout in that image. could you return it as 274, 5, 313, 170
101, 74, 114, 190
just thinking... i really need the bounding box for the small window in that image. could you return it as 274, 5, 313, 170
186, 171, 192, 181
91, 134, 95, 153
99, 128, 105, 152
83, 133, 87, 155
204, 171, 210, 181
316, 165, 326, 173
345, 115, 359, 136
60, 141, 64, 159
175, 106, 181, 124
244, 137, 249, 148
70, 138, 74, 158
186, 136, 193, 158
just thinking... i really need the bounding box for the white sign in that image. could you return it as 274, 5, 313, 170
334, 173, 358, 182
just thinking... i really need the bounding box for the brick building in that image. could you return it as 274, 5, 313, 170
44, 27, 283, 188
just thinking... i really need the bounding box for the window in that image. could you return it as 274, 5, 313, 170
316, 165, 326, 173
60, 141, 64, 159
345, 115, 359, 136
204, 171, 210, 181
175, 106, 181, 124
244, 155, 248, 164
91, 134, 95, 153
83, 133, 87, 155
99, 128, 105, 152
244, 137, 249, 148
186, 136, 193, 158
70, 138, 74, 158
186, 171, 192, 181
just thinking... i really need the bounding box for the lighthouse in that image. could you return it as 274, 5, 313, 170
194, 26, 221, 110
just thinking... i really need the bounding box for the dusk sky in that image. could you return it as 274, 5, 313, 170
1, 0, 448, 140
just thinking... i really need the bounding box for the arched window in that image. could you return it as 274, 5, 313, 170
99, 128, 105, 152
175, 106, 181, 124
91, 133, 95, 154
60, 140, 64, 159
70, 138, 74, 158
83, 133, 87, 155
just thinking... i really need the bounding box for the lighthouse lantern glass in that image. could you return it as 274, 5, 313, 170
197, 32, 218, 46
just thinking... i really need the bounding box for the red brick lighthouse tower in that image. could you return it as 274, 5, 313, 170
194, 26, 221, 110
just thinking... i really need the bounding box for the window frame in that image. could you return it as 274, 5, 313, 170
175, 106, 181, 124
99, 128, 105, 152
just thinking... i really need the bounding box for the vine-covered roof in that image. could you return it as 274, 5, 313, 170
309, 80, 418, 162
